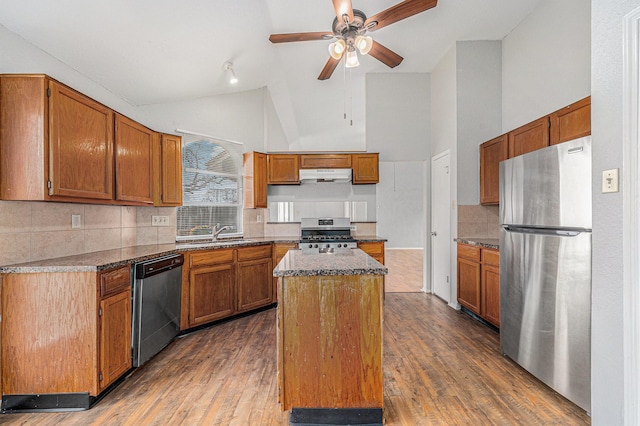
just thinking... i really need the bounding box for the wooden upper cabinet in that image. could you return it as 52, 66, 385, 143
480, 134, 508, 205
352, 153, 379, 184
299, 154, 351, 169
114, 114, 155, 204
154, 134, 183, 206
49, 80, 114, 201
550, 96, 591, 145
243, 151, 267, 208
267, 154, 300, 184
508, 116, 550, 158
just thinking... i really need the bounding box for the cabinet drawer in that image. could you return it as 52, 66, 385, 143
482, 249, 500, 266
100, 266, 131, 298
458, 244, 481, 261
299, 154, 352, 169
237, 244, 272, 262
190, 248, 235, 267
358, 242, 384, 257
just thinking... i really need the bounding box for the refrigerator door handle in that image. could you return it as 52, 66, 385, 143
502, 225, 588, 237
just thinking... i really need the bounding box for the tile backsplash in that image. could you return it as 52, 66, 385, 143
458, 204, 500, 239
0, 201, 177, 266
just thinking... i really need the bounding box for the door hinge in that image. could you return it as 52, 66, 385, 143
98, 307, 103, 317
47, 180, 52, 190
447, 275, 449, 283
99, 372, 103, 382
46, 87, 51, 97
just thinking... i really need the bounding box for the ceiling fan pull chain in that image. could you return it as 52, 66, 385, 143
349, 67, 353, 126
343, 60, 347, 120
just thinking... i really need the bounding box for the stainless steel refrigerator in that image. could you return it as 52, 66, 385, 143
500, 136, 591, 412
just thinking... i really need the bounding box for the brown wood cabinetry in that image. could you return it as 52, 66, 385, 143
352, 153, 379, 184
267, 154, 300, 184
154, 133, 183, 206
237, 245, 273, 312
299, 154, 351, 169
115, 114, 155, 204
0, 74, 178, 206
550, 96, 591, 145
243, 151, 267, 208
457, 243, 500, 326
508, 116, 550, 158
357, 241, 385, 264
480, 134, 508, 205
181, 244, 276, 329
98, 266, 132, 391
1, 265, 132, 402
272, 242, 299, 301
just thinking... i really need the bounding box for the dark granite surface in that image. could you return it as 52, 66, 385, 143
273, 248, 388, 277
454, 238, 500, 250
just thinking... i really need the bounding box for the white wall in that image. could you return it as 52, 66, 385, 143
591, 1, 638, 423
431, 46, 458, 158
502, 0, 591, 131
456, 41, 502, 205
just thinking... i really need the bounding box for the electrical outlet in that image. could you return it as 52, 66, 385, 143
152, 215, 170, 226
257, 214, 262, 223
350, 225, 357, 231
71, 214, 81, 229
602, 168, 620, 193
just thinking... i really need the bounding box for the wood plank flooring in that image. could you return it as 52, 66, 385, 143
385, 249, 424, 293
1, 294, 590, 425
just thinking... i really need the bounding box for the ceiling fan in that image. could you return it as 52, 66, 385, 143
269, 0, 438, 80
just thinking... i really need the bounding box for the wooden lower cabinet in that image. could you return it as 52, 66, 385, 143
457, 243, 500, 327
182, 244, 275, 329
357, 241, 385, 264
273, 242, 299, 302
0, 265, 133, 408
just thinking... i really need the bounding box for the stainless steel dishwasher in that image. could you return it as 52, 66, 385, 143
132, 253, 184, 367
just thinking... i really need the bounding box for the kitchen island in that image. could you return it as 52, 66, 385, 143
273, 248, 387, 425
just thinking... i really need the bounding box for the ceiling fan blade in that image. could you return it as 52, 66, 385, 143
365, 0, 437, 32
368, 41, 404, 68
332, 0, 354, 24
269, 32, 334, 43
318, 56, 341, 80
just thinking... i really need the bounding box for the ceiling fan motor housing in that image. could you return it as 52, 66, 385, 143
332, 8, 367, 40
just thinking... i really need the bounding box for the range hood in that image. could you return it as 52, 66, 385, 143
299, 168, 352, 183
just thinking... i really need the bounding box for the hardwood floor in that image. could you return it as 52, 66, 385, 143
385, 249, 423, 293
1, 294, 590, 425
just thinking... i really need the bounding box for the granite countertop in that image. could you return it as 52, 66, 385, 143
454, 238, 500, 250
0, 235, 388, 274
353, 235, 387, 242
273, 248, 388, 277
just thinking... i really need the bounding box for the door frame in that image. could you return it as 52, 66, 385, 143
623, 8, 640, 424
429, 150, 454, 304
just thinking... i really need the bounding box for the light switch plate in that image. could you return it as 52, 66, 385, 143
71, 214, 81, 229
152, 215, 170, 226
602, 168, 620, 193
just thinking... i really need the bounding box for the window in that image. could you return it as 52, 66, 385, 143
176, 134, 243, 240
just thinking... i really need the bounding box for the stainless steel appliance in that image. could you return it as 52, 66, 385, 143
500, 136, 591, 412
132, 254, 184, 367
299, 217, 357, 253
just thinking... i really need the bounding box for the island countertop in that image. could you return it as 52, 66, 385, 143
273, 248, 388, 277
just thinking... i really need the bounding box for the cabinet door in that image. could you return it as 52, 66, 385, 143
267, 154, 300, 184
155, 134, 183, 206
352, 153, 379, 184
189, 263, 236, 326
243, 152, 267, 208
482, 264, 500, 327
99, 289, 132, 391
550, 96, 591, 145
457, 257, 481, 315
115, 114, 155, 204
273, 243, 299, 302
508, 116, 550, 158
237, 257, 274, 312
480, 135, 508, 205
49, 81, 114, 200
299, 154, 351, 169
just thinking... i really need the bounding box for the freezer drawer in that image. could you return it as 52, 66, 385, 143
500, 228, 591, 412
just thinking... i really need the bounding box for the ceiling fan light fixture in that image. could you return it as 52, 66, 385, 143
223, 61, 239, 85
328, 39, 346, 60
345, 49, 360, 68
355, 35, 373, 55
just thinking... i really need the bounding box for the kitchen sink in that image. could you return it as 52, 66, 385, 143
176, 239, 256, 249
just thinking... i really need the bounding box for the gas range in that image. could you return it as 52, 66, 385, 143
299, 217, 357, 253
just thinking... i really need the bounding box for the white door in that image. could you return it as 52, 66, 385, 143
431, 151, 451, 302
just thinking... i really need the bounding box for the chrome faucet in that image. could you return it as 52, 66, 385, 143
212, 224, 233, 240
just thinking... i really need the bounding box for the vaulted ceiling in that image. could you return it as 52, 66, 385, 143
0, 0, 543, 148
